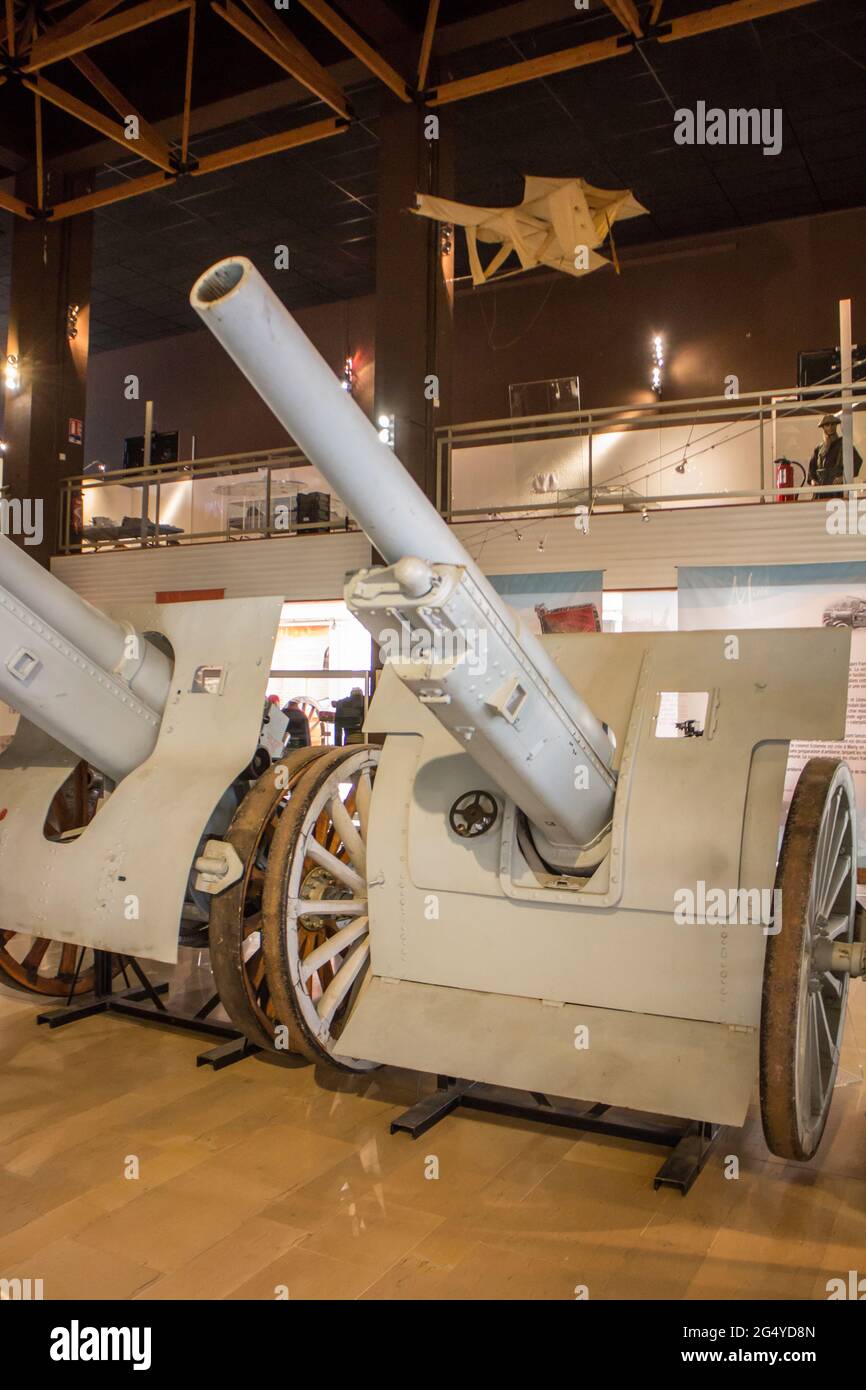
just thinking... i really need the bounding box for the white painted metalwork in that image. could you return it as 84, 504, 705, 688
0, 596, 283, 961
347, 559, 614, 848
192, 254, 860, 1149
0, 534, 172, 780
190, 256, 616, 850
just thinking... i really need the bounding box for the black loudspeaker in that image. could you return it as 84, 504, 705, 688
296, 491, 331, 524
797, 347, 866, 389
122, 430, 180, 469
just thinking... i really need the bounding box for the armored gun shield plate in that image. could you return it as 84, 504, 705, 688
0, 761, 121, 997
760, 758, 858, 1160
262, 746, 379, 1072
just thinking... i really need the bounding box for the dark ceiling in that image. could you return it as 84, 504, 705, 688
1, 0, 865, 353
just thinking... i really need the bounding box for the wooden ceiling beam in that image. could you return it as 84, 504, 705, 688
180, 0, 195, 161
417, 0, 439, 90
658, 0, 819, 42
24, 0, 192, 72
212, 0, 351, 119
1, 0, 105, 49
22, 74, 175, 169
294, 0, 411, 102
240, 0, 350, 116
427, 33, 629, 105
428, 0, 820, 104
37, 0, 125, 47
603, 0, 642, 38
0, 187, 33, 218
48, 167, 170, 219
10, 0, 826, 227
190, 113, 347, 175
47, 114, 345, 218
34, 91, 44, 208
3, 0, 16, 54
70, 51, 173, 163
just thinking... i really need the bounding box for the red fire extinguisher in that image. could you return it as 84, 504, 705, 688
774, 457, 805, 503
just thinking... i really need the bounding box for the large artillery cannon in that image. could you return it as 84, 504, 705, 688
0, 252, 862, 1170
191, 256, 865, 1163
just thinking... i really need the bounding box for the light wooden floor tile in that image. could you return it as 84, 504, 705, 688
2, 964, 864, 1300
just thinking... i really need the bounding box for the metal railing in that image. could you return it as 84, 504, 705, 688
434, 382, 866, 521
57, 445, 363, 554
58, 382, 866, 553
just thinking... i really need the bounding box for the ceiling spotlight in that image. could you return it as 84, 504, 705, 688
341, 354, 355, 393
67, 303, 80, 340
651, 333, 664, 398
377, 412, 395, 448
440, 223, 454, 257
5, 355, 20, 393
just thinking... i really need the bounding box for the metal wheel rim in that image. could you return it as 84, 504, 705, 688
792, 772, 856, 1153
760, 757, 857, 1160
208, 747, 327, 1047
268, 746, 378, 1071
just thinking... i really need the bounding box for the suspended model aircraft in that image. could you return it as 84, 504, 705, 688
413, 175, 649, 285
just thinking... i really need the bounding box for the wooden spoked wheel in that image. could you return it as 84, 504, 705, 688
297, 699, 324, 746
760, 758, 858, 1161
0, 934, 109, 997
208, 747, 329, 1048
262, 745, 378, 1071
42, 760, 96, 841
0, 762, 114, 997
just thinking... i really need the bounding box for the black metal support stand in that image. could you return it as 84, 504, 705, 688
390, 1077, 720, 1196
36, 949, 258, 1070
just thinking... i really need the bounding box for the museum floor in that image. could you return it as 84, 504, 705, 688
1, 955, 865, 1302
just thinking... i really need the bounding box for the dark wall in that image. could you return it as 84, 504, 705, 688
83, 205, 866, 465
452, 206, 866, 420
84, 295, 376, 467
4, 173, 93, 567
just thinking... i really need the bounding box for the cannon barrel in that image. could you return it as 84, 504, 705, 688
191, 256, 616, 849
0, 534, 172, 781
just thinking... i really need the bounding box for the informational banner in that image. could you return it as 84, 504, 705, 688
489, 570, 604, 637
679, 563, 866, 875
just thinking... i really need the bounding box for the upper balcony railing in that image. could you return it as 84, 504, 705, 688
58, 382, 866, 554
435, 382, 866, 520
57, 446, 363, 554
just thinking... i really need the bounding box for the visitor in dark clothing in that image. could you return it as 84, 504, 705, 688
282, 699, 311, 748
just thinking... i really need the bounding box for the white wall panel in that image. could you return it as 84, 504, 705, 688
452, 502, 866, 590
52, 503, 862, 603
52, 532, 372, 603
